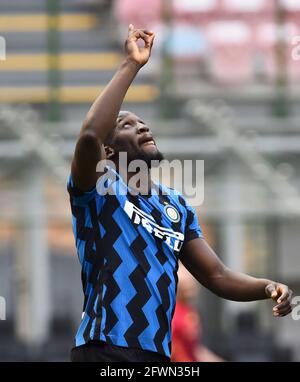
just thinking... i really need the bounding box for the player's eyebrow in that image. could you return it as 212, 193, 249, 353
117, 115, 144, 128
116, 117, 127, 127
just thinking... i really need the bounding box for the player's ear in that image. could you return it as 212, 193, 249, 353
104, 145, 115, 159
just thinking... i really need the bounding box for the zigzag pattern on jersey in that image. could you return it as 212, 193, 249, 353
163, 193, 192, 353
148, 189, 184, 354
70, 202, 96, 306
100, 194, 123, 342
125, 265, 151, 347
157, 192, 182, 311
68, 173, 201, 356
71, 198, 106, 343
154, 272, 171, 355
132, 191, 174, 354
86, 198, 106, 340
178, 194, 197, 238
123, 193, 153, 347
143, 191, 168, 266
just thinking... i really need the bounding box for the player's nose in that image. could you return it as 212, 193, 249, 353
137, 123, 150, 134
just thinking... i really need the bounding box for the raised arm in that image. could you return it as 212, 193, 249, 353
181, 238, 293, 317
71, 24, 155, 191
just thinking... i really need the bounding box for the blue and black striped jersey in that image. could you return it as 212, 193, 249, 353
67, 166, 203, 358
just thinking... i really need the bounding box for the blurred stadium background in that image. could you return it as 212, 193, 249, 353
0, 0, 299, 361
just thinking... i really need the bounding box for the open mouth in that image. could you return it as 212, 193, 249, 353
139, 136, 156, 147
142, 140, 155, 147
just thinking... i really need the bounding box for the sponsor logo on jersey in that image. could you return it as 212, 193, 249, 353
124, 200, 184, 252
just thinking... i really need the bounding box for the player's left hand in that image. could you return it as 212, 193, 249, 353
265, 283, 293, 317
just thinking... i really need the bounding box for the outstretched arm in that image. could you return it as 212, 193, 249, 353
181, 238, 293, 317
71, 24, 155, 191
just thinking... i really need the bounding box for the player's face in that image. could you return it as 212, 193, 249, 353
111, 111, 164, 166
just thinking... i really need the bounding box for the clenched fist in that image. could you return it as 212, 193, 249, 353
265, 283, 293, 317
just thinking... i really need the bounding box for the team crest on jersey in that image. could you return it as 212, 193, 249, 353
164, 204, 180, 223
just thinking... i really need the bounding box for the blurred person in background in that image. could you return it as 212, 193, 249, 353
172, 263, 223, 362
68, 25, 293, 363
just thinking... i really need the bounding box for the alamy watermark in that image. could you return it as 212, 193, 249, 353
0, 296, 6, 321
0, 36, 6, 61
95, 153, 204, 207
292, 296, 300, 321
291, 36, 300, 61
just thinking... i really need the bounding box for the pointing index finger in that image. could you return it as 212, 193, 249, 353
128, 24, 134, 36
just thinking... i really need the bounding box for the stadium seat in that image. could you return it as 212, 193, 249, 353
207, 21, 254, 84
113, 0, 161, 28
281, 0, 300, 12
221, 0, 273, 15
280, 0, 300, 25
166, 23, 208, 60
255, 21, 300, 82
172, 0, 218, 24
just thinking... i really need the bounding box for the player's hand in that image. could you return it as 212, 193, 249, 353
265, 283, 293, 317
125, 24, 155, 68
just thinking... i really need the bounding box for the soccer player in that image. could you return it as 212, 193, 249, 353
68, 25, 293, 362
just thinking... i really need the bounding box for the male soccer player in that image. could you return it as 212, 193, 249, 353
68, 25, 293, 362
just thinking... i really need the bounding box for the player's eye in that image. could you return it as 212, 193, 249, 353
123, 123, 134, 129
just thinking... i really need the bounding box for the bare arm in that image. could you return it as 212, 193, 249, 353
181, 238, 293, 317
71, 24, 155, 191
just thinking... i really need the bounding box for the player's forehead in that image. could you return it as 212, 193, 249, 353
116, 111, 140, 124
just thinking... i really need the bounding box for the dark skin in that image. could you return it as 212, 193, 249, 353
71, 24, 156, 191
181, 240, 292, 316
71, 25, 293, 318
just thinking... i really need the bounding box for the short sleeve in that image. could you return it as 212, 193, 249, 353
67, 174, 98, 206
184, 201, 203, 243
